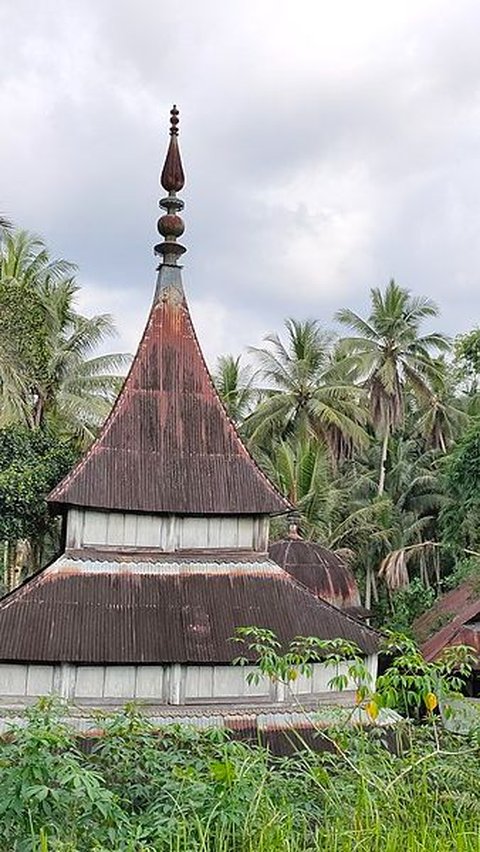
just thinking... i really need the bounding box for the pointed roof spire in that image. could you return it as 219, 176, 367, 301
48, 106, 291, 518
155, 105, 186, 267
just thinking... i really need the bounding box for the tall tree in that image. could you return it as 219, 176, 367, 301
0, 231, 128, 442
440, 422, 480, 557
415, 358, 469, 453
213, 354, 255, 425
336, 281, 448, 607
245, 318, 368, 461
0, 426, 77, 587
336, 280, 449, 495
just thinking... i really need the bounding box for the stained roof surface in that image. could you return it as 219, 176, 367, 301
413, 574, 480, 663
49, 278, 289, 516
0, 553, 378, 664
269, 538, 361, 611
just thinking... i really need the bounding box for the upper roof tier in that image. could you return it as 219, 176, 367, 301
49, 109, 290, 517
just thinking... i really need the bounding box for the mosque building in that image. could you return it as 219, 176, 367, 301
0, 109, 377, 728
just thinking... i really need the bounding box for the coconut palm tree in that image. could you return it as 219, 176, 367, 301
258, 436, 386, 578
244, 318, 368, 462
213, 354, 255, 425
336, 280, 449, 495
414, 359, 469, 453
0, 230, 129, 442
34, 285, 130, 445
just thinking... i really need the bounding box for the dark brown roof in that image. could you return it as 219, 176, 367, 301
269, 538, 362, 611
49, 281, 289, 516
0, 553, 378, 663
413, 574, 480, 665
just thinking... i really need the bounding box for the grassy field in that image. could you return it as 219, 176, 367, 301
2, 701, 479, 851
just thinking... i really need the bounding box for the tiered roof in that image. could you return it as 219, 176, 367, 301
0, 107, 378, 670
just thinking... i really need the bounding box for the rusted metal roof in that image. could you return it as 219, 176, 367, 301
269, 538, 362, 611
0, 553, 378, 663
413, 575, 480, 665
49, 282, 290, 516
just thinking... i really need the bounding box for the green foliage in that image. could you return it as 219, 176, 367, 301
245, 318, 368, 461
441, 421, 480, 554
0, 229, 129, 444
377, 631, 476, 718
0, 425, 77, 542
4, 700, 480, 850
378, 578, 437, 634
455, 327, 480, 383
336, 279, 448, 437
233, 626, 477, 722
233, 626, 372, 698
213, 354, 255, 424
443, 557, 480, 591
0, 698, 123, 849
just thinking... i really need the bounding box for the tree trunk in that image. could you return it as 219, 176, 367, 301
365, 564, 372, 611
3, 541, 8, 592
378, 424, 389, 497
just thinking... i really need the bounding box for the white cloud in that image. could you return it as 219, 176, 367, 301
1, 0, 480, 362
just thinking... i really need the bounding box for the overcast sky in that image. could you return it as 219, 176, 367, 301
1, 0, 480, 364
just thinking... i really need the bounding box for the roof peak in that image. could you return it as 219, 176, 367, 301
154, 105, 186, 269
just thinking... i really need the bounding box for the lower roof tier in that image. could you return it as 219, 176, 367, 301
0, 552, 378, 664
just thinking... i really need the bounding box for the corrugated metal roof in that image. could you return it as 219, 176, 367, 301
50, 551, 283, 576
413, 575, 480, 664
0, 553, 378, 663
48, 281, 290, 516
269, 538, 361, 611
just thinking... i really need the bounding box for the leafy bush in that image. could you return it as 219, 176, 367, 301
2, 698, 480, 850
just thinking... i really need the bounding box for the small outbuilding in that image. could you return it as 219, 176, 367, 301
413, 574, 480, 666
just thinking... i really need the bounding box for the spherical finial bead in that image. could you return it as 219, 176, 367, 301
170, 105, 180, 136
157, 213, 185, 238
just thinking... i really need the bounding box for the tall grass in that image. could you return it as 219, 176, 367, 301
2, 700, 477, 851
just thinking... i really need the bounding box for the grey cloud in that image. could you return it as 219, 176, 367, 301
2, 0, 480, 367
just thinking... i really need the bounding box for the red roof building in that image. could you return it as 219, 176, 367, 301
413, 575, 480, 665
0, 109, 378, 715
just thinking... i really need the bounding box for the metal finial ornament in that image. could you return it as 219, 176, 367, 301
155, 105, 186, 266
287, 510, 302, 539
169, 104, 180, 136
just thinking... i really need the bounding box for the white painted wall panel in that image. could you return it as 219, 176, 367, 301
237, 519, 254, 549
136, 666, 165, 699
106, 514, 125, 546
68, 510, 267, 552
75, 667, 105, 698
26, 665, 54, 696
179, 517, 205, 549
0, 664, 27, 695
104, 667, 137, 698
184, 666, 214, 699
82, 511, 108, 546
135, 516, 159, 548
123, 514, 138, 547
66, 509, 84, 549
213, 666, 243, 698
0, 656, 378, 702
244, 673, 271, 697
